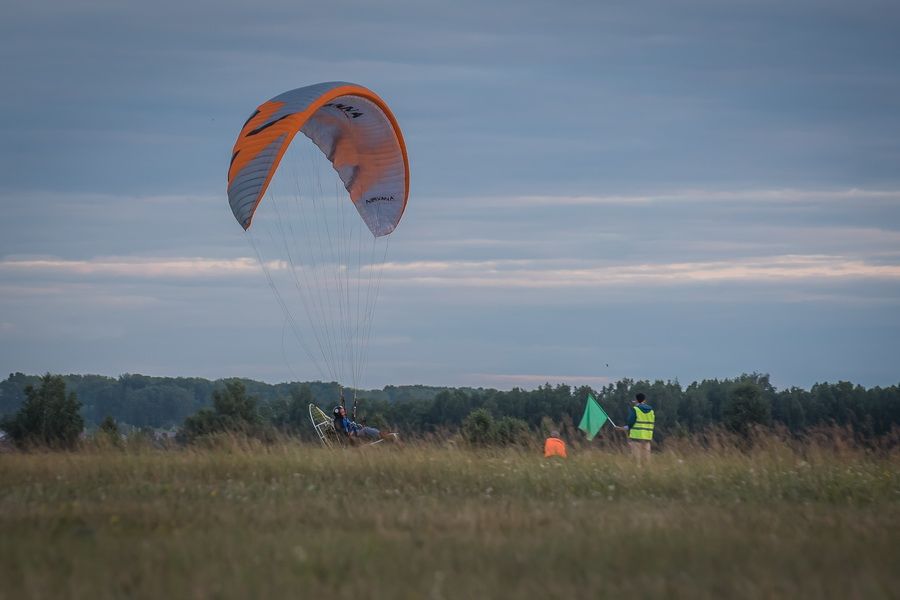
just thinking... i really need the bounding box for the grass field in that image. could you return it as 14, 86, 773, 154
1, 436, 898, 599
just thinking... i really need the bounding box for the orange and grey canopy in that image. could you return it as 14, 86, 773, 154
227, 82, 409, 236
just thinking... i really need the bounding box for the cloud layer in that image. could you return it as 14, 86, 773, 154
1, 1, 899, 388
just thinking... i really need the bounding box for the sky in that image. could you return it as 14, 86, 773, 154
1, 0, 899, 390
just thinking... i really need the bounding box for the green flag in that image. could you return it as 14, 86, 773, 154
578, 394, 609, 441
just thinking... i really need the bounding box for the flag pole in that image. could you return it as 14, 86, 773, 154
595, 398, 617, 428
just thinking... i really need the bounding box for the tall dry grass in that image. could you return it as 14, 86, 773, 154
1, 431, 897, 599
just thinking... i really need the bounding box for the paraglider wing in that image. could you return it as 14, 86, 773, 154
227, 81, 410, 236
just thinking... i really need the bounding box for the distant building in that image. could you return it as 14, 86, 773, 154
153, 428, 179, 441
151, 427, 180, 448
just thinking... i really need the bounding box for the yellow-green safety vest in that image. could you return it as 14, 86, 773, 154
629, 406, 655, 441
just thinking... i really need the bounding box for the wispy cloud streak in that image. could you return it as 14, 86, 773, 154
466, 373, 614, 388
443, 188, 900, 208
4, 254, 898, 288
379, 255, 900, 287
0, 257, 262, 279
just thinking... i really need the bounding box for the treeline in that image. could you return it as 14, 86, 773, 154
358, 374, 899, 443
1, 372, 898, 443
0, 373, 446, 430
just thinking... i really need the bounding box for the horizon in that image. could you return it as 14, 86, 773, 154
3, 369, 895, 394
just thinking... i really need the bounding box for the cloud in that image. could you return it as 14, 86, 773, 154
3, 253, 898, 291
442, 188, 900, 208
378, 254, 900, 288
464, 373, 614, 389
0, 257, 262, 279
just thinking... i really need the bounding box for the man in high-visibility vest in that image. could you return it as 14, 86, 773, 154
544, 430, 567, 458
617, 393, 655, 463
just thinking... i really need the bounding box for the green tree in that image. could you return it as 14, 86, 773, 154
0, 374, 83, 449
0, 372, 40, 417
181, 381, 266, 442
724, 382, 771, 437
461, 408, 496, 446
428, 389, 472, 429
95, 415, 122, 447
98, 415, 119, 435
270, 385, 313, 434
495, 416, 530, 446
